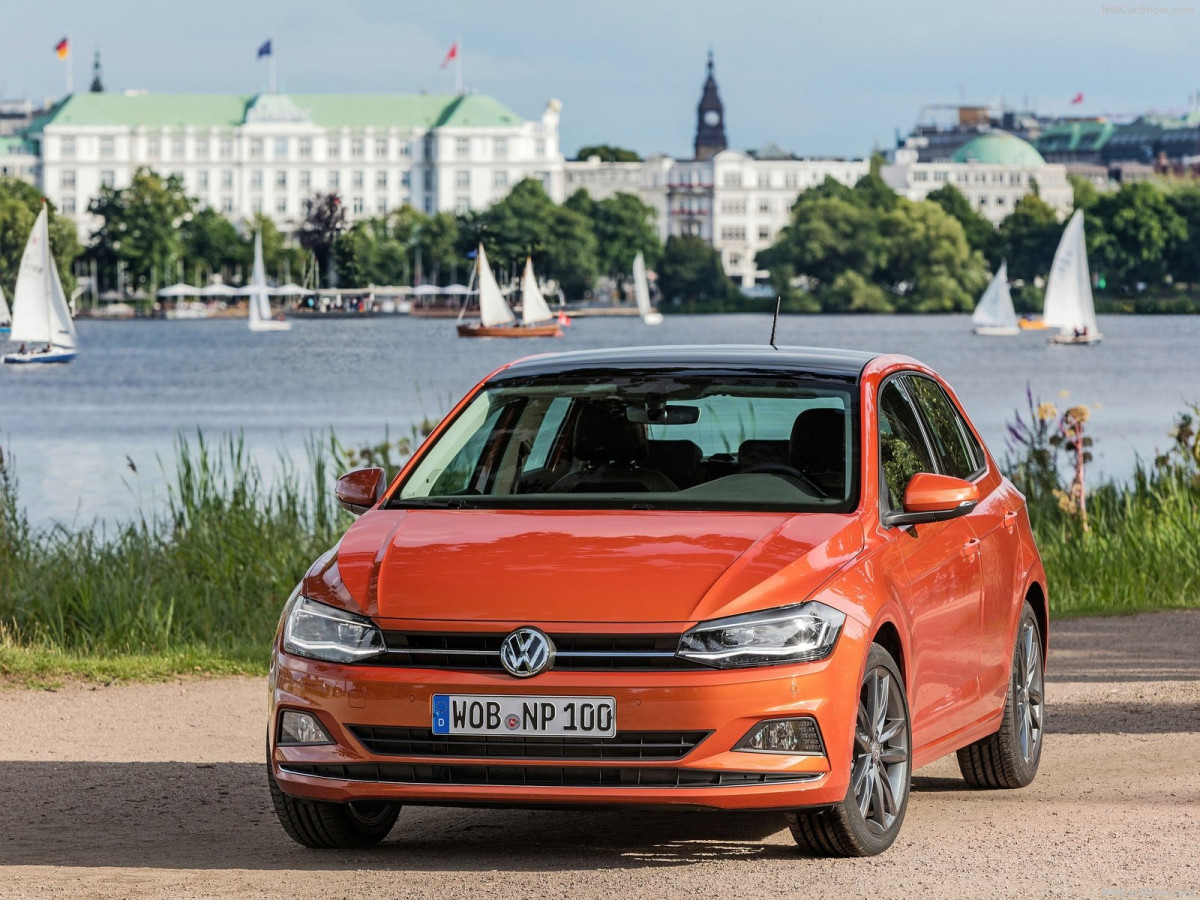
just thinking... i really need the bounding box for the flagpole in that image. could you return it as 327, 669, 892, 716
269, 40, 277, 93
455, 34, 462, 95
65, 34, 73, 95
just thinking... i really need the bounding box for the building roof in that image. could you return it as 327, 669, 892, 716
1034, 120, 1116, 156
493, 345, 880, 381
951, 131, 1046, 166
0, 135, 37, 156
33, 91, 525, 131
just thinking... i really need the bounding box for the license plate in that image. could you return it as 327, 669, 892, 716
432, 694, 616, 737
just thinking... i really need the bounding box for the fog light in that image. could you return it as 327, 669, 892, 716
278, 710, 334, 746
735, 717, 825, 755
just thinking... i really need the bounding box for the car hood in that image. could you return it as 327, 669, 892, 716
322, 509, 864, 626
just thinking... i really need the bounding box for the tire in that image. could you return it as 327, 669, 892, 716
786, 644, 911, 857
957, 600, 1045, 789
268, 758, 401, 849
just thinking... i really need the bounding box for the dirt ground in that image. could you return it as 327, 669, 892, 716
1, 610, 1198, 899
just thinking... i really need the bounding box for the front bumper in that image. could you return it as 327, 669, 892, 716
269, 624, 865, 812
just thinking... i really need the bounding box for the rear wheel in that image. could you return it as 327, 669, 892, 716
957, 600, 1045, 788
786, 644, 911, 857
268, 759, 400, 849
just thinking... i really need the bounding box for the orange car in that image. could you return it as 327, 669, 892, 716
268, 346, 1047, 856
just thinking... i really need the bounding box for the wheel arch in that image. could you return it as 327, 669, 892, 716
870, 618, 907, 688
1024, 579, 1049, 658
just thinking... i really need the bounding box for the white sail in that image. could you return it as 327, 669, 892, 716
247, 230, 289, 331
476, 245, 516, 327
632, 251, 662, 325
9, 207, 77, 350
1042, 210, 1098, 335
972, 261, 1018, 330
0, 283, 10, 325
520, 257, 554, 325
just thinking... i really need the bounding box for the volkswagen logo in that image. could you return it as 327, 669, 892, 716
499, 627, 554, 678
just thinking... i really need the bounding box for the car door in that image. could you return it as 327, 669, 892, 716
904, 374, 1022, 718
878, 377, 983, 749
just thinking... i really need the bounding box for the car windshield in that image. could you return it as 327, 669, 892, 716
390, 372, 859, 512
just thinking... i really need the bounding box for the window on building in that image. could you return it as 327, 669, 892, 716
60, 169, 76, 189
1010, 172, 1022, 185
276, 198, 288, 213
300, 170, 311, 189
758, 199, 771, 213
221, 197, 234, 214
913, 170, 928, 182
455, 137, 471, 158
198, 171, 209, 189
423, 134, 435, 160
723, 172, 742, 187
957, 172, 969, 183
147, 138, 162, 158
493, 137, 508, 159
351, 138, 365, 159
328, 136, 341, 159
100, 137, 115, 159
352, 196, 364, 214
424, 196, 433, 214
992, 172, 1005, 183
250, 138, 263, 159
219, 138, 234, 159
401, 170, 412, 187
273, 138, 288, 158
455, 195, 470, 214
196, 138, 210, 159
276, 170, 287, 188
493, 170, 508, 189
171, 138, 185, 159
978, 196, 988, 206
375, 138, 389, 159
61, 137, 76, 159
785, 172, 799, 188
61, 196, 76, 214
933, 170, 948, 182
330, 171, 340, 189
100, 169, 115, 188
376, 170, 388, 189
757, 172, 772, 188
535, 138, 546, 157
251, 170, 263, 189
298, 138, 312, 158
352, 170, 364, 188
720, 226, 746, 241
455, 170, 470, 188
221, 170, 233, 189
423, 169, 433, 191
728, 251, 742, 267
376, 197, 388, 214
758, 226, 771, 241
400, 141, 412, 158
996, 195, 1007, 207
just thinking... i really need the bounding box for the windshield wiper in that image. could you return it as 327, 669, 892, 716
391, 497, 479, 509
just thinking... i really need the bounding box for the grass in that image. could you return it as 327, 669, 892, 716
1, 402, 1197, 685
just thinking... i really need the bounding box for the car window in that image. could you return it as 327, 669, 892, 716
523, 396, 571, 471
878, 380, 937, 510
903, 375, 982, 480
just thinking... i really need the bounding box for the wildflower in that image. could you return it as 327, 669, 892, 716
1037, 402, 1058, 422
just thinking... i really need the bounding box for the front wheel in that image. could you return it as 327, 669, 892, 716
786, 643, 911, 857
268, 760, 400, 849
957, 600, 1045, 788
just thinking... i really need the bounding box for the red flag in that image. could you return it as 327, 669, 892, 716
55, 37, 69, 59
1070, 92, 1084, 105
441, 42, 458, 68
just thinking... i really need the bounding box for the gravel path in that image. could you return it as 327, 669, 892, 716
1, 610, 1198, 899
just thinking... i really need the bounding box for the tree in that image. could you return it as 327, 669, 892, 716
0, 178, 81, 300
999, 193, 1061, 285
416, 212, 462, 284
658, 235, 734, 305
926, 184, 998, 265
295, 193, 346, 286
575, 145, 641, 162
86, 168, 190, 293
1089, 181, 1186, 289
1164, 183, 1200, 285
180, 207, 245, 285
590, 192, 662, 276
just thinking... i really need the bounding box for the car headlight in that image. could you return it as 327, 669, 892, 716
676, 601, 846, 668
282, 595, 386, 663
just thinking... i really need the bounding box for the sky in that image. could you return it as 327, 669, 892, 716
5, 0, 1200, 159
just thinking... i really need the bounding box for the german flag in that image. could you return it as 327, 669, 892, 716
55, 37, 69, 59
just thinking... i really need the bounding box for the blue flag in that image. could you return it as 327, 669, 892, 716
257, 40, 272, 59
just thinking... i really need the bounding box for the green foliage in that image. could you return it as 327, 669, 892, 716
86, 168, 190, 293
180, 207, 246, 284
926, 184, 999, 265
575, 144, 641, 162
589, 192, 662, 275
0, 178, 81, 300
658, 234, 736, 306
1088, 182, 1187, 289
295, 193, 346, 286
1069, 174, 1101, 212
1164, 182, 1200, 285
999, 192, 1061, 285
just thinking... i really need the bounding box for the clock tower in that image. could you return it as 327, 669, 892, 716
694, 50, 727, 161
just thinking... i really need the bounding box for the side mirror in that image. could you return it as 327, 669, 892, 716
335, 467, 387, 516
883, 472, 979, 528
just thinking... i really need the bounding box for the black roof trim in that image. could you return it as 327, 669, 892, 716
494, 345, 879, 381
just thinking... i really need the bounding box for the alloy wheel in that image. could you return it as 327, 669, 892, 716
1015, 619, 1045, 763
851, 666, 910, 835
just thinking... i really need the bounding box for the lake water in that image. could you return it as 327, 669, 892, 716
2, 314, 1196, 528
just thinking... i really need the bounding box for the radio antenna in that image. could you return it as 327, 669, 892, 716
769, 295, 781, 350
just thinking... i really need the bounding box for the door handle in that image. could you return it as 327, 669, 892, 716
1003, 510, 1018, 533
961, 538, 981, 560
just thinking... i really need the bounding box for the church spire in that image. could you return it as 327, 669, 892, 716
89, 50, 104, 93
694, 49, 727, 162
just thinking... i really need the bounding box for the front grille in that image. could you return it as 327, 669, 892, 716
370, 632, 704, 671
347, 726, 710, 761
280, 762, 815, 788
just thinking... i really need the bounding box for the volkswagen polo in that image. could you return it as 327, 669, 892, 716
268, 346, 1047, 856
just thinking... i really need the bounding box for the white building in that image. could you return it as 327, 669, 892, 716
883, 134, 1073, 225
28, 90, 565, 236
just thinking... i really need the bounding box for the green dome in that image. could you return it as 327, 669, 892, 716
952, 132, 1046, 166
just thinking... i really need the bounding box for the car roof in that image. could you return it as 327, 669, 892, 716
494, 345, 880, 381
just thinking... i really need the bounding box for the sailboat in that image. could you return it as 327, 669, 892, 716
0, 283, 10, 333
457, 247, 562, 338
971, 261, 1019, 336
247, 231, 290, 332
633, 251, 663, 326
1043, 210, 1101, 346
3, 206, 79, 364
